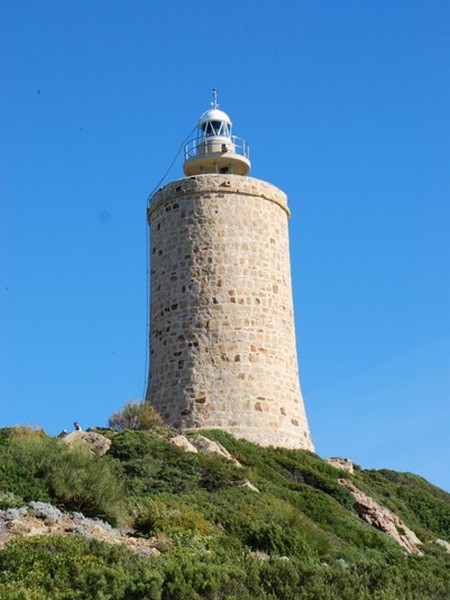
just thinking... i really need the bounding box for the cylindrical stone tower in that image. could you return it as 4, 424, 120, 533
145, 93, 314, 450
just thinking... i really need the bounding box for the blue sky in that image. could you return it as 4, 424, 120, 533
2, 1, 449, 491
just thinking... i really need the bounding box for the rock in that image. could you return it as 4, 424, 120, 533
6, 516, 47, 538
435, 538, 450, 553
0, 522, 10, 544
188, 434, 242, 467
336, 558, 349, 568
133, 545, 161, 557
0, 507, 28, 521
170, 435, 198, 453
250, 550, 270, 561
0, 503, 161, 555
152, 533, 173, 553
326, 457, 354, 474
240, 479, 260, 493
337, 479, 422, 555
61, 431, 111, 456
28, 502, 62, 523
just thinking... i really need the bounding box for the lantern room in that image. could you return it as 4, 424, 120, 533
183, 91, 251, 177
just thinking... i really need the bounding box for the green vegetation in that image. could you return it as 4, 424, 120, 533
0, 426, 449, 598
0, 427, 125, 523
354, 468, 450, 540
108, 400, 164, 432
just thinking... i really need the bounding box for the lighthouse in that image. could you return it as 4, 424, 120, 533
145, 93, 314, 450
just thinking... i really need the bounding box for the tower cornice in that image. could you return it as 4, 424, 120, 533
148, 174, 290, 219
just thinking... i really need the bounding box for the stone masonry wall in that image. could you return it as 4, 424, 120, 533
146, 174, 314, 450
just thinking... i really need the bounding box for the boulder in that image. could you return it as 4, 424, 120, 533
240, 479, 260, 493
170, 435, 198, 453
61, 431, 111, 456
326, 457, 355, 474
338, 478, 422, 554
435, 538, 450, 553
188, 434, 242, 467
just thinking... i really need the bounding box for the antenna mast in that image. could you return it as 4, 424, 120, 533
211, 88, 219, 109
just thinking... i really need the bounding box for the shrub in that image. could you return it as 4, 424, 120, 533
134, 498, 218, 538
108, 400, 163, 431
0, 535, 163, 599
0, 491, 24, 510
0, 430, 125, 524
48, 447, 126, 523
108, 431, 201, 497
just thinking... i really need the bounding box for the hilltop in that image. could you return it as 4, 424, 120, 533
0, 426, 449, 599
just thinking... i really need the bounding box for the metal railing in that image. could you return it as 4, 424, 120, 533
184, 136, 250, 161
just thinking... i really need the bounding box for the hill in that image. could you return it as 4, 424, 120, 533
0, 426, 449, 599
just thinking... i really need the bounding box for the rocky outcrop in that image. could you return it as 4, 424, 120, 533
326, 457, 354, 474
61, 431, 111, 456
338, 479, 422, 554
188, 435, 242, 467
170, 435, 198, 453
0, 502, 159, 556
240, 479, 260, 493
435, 538, 450, 553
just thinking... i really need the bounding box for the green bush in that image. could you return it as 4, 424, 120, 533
48, 448, 125, 523
2, 536, 449, 600
0, 429, 125, 523
108, 430, 201, 497
108, 430, 245, 501
134, 498, 219, 538
108, 400, 163, 431
0, 535, 163, 600
0, 491, 24, 510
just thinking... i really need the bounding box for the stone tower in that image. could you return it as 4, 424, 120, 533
145, 93, 314, 450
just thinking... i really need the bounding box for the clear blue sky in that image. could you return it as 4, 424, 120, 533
2, 1, 449, 491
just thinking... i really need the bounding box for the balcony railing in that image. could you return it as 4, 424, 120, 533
184, 136, 250, 161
